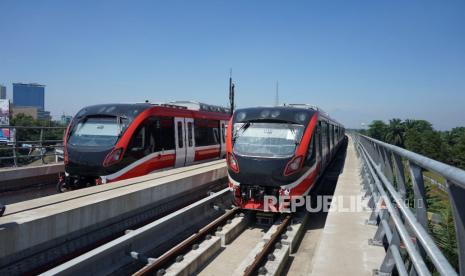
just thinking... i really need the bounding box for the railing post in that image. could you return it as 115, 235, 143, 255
409, 161, 428, 262
392, 153, 407, 199
40, 127, 44, 164
409, 162, 428, 228
381, 147, 394, 183
12, 127, 18, 167
379, 226, 408, 276
447, 180, 465, 276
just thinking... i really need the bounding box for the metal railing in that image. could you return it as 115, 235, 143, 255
353, 133, 464, 276
0, 126, 66, 167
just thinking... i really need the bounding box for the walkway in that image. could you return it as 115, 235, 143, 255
310, 136, 384, 275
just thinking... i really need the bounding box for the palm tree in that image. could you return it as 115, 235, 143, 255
430, 204, 459, 271
385, 118, 405, 147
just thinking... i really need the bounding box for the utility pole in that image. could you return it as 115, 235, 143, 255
274, 81, 279, 106
229, 69, 235, 115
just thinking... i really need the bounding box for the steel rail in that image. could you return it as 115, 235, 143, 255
243, 215, 292, 276
40, 188, 231, 276
133, 206, 240, 276
358, 140, 458, 276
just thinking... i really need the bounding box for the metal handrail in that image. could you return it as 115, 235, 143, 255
0, 125, 66, 167
353, 133, 463, 276
362, 135, 465, 189
359, 144, 431, 276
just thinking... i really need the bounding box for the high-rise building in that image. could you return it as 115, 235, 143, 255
0, 85, 6, 99
61, 114, 73, 125
13, 83, 45, 110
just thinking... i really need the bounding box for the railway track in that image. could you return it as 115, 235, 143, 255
133, 206, 241, 276
36, 145, 347, 275
1, 160, 228, 275
131, 209, 307, 276
40, 190, 308, 276
40, 188, 233, 275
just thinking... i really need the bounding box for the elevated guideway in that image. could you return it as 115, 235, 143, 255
0, 160, 227, 274
1, 134, 464, 275
0, 163, 63, 192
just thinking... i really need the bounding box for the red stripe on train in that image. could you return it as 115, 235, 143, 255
194, 147, 220, 161
110, 153, 176, 182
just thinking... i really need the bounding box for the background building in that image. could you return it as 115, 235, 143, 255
11, 106, 51, 120
0, 85, 6, 99
60, 114, 73, 125
13, 83, 45, 110
11, 106, 39, 119
0, 99, 9, 125
12, 83, 50, 120
0, 99, 10, 143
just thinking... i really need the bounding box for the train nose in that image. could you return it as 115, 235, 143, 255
65, 146, 112, 176
232, 155, 290, 187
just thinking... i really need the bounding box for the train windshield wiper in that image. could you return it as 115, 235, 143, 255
287, 123, 300, 146
232, 122, 251, 142
117, 116, 129, 137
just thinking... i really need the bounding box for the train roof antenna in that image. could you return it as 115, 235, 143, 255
229, 68, 235, 115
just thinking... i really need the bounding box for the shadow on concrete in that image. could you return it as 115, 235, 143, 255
283, 137, 349, 274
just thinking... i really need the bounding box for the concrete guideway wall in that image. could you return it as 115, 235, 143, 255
0, 160, 227, 272
0, 163, 64, 192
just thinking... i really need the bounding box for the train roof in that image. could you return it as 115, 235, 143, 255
233, 105, 343, 127
74, 101, 230, 121
281, 104, 343, 126
166, 101, 230, 114
74, 103, 152, 120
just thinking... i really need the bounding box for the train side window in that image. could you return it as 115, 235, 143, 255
213, 128, 220, 144
130, 126, 146, 152
131, 127, 145, 151
187, 122, 193, 147
326, 123, 330, 149
195, 119, 220, 146
126, 120, 153, 161
332, 125, 335, 145
153, 117, 175, 151
307, 133, 316, 166
317, 122, 322, 157
221, 123, 226, 143
177, 121, 183, 148
330, 125, 333, 147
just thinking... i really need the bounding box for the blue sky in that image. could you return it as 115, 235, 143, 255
0, 0, 464, 129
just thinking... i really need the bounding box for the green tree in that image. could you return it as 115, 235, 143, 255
385, 118, 405, 147
368, 120, 388, 141
430, 204, 459, 271
402, 119, 446, 161
444, 128, 465, 169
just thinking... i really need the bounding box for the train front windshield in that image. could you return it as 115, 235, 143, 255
68, 116, 129, 147
233, 122, 304, 158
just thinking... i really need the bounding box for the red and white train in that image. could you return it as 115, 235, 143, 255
226, 104, 345, 212
59, 101, 230, 191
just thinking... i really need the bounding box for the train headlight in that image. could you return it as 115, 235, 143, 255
227, 153, 240, 173
284, 155, 303, 176
103, 148, 123, 167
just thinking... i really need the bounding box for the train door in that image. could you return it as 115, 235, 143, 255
174, 118, 186, 168
220, 120, 227, 158
185, 118, 195, 165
